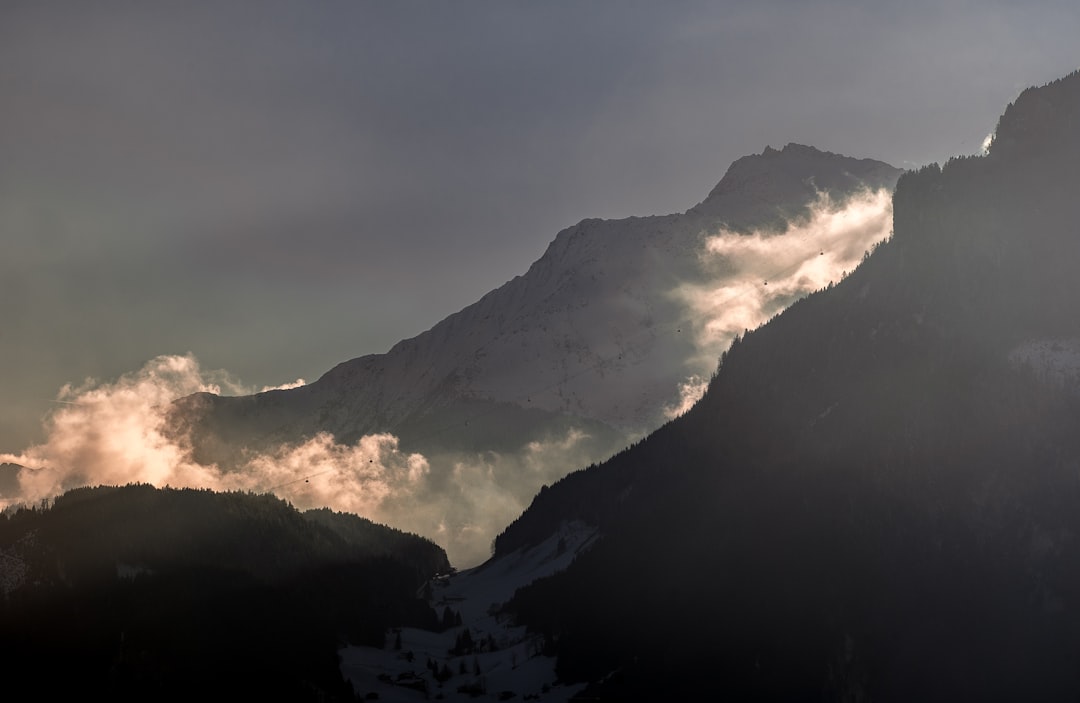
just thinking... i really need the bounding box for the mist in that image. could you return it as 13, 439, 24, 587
1, 355, 605, 567
677, 187, 894, 369
0, 188, 894, 567
6, 0, 1078, 460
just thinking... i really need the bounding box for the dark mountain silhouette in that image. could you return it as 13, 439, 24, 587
501, 70, 1080, 700
169, 145, 900, 467
0, 484, 448, 700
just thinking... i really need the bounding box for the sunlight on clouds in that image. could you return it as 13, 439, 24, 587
0, 355, 600, 567
237, 432, 429, 517
2, 355, 246, 502
260, 378, 307, 392
0, 359, 413, 510
0, 189, 895, 567
663, 374, 709, 420
677, 188, 893, 365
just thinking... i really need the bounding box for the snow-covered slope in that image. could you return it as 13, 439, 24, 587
340, 521, 596, 702
174, 144, 901, 465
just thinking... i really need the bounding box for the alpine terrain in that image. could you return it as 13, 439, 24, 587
0, 484, 449, 699
168, 145, 900, 564
493, 69, 1080, 700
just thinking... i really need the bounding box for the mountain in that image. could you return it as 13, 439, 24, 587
166, 145, 900, 564
498, 70, 1080, 700
0, 484, 449, 700
174, 144, 898, 462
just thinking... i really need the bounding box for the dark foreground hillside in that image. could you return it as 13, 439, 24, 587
0, 485, 449, 700
505, 70, 1080, 701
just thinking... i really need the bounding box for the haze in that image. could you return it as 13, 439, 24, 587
3, 0, 1078, 458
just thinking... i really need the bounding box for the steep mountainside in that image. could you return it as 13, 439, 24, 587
171, 145, 900, 467
501, 70, 1080, 700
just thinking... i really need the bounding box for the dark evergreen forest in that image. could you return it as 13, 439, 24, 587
0, 484, 448, 700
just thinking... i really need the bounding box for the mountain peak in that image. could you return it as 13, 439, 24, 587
689, 143, 901, 229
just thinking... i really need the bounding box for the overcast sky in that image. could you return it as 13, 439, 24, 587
2, 1, 1078, 452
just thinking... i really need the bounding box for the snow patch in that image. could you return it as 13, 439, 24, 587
340, 521, 596, 702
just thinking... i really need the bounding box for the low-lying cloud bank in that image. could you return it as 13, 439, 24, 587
678, 187, 893, 367
1, 355, 600, 567
2, 187, 894, 567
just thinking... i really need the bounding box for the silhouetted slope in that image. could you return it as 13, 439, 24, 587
0, 485, 448, 700
505, 70, 1080, 701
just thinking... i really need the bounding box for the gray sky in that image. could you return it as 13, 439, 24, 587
3, 0, 1079, 452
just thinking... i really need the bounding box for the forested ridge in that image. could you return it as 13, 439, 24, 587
0, 484, 448, 700
504, 71, 1080, 701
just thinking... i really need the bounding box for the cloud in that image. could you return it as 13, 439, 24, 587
663, 374, 710, 420
2, 355, 246, 500
676, 187, 893, 368
407, 430, 600, 567
0, 189, 894, 568
237, 431, 430, 517
0, 354, 603, 568
260, 378, 307, 392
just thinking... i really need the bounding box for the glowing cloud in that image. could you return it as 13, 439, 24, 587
2, 355, 246, 502
676, 188, 893, 367
663, 374, 709, 420
0, 355, 601, 567
260, 378, 307, 392
1, 189, 894, 567
0, 356, 426, 530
